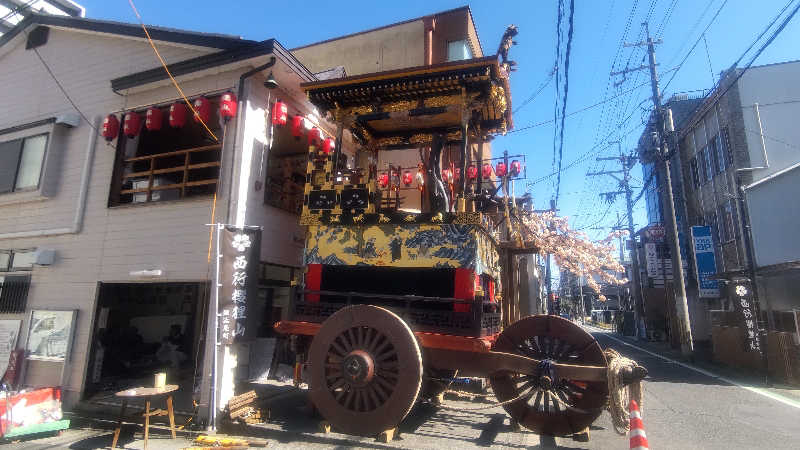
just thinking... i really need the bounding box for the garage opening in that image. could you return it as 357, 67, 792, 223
83, 282, 208, 413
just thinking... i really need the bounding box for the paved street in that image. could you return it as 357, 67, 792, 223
8, 327, 800, 449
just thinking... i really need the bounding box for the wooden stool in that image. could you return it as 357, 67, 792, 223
111, 384, 178, 450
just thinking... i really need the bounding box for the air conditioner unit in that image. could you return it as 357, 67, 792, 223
32, 248, 56, 265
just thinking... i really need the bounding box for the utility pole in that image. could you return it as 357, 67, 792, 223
544, 199, 556, 314
588, 141, 644, 338
633, 22, 694, 356
578, 267, 585, 324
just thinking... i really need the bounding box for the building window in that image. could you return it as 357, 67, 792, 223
447, 40, 472, 62
722, 126, 733, 166
709, 135, 722, 175
0, 274, 31, 313
720, 200, 735, 243
715, 134, 726, 173
0, 249, 35, 272
690, 156, 700, 189
108, 99, 222, 206
702, 145, 714, 183
0, 133, 49, 194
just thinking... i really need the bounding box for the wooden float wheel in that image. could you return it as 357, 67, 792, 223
489, 315, 608, 437
308, 305, 423, 437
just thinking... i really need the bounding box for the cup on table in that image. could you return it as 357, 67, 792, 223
154, 372, 166, 389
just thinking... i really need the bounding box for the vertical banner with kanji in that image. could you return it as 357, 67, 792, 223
218, 226, 261, 344
730, 278, 763, 354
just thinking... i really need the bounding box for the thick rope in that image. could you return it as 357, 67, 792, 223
604, 348, 643, 435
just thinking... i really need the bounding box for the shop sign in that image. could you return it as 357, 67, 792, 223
646, 224, 665, 242
731, 279, 762, 354
218, 226, 262, 345
645, 243, 658, 278
691, 226, 719, 298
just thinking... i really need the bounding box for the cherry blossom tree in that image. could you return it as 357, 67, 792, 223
515, 209, 628, 295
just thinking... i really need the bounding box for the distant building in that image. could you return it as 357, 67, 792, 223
0, 0, 84, 36
636, 94, 702, 339
676, 61, 800, 336
640, 60, 800, 348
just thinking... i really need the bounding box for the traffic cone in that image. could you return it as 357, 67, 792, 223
629, 399, 649, 450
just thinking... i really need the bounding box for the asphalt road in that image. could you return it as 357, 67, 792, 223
584, 328, 800, 450
11, 328, 800, 449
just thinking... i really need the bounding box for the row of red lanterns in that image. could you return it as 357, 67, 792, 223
271, 100, 335, 154
376, 161, 523, 189
101, 92, 239, 141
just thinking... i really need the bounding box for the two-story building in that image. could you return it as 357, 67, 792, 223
0, 5, 497, 423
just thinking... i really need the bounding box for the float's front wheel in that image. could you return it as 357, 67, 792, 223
308, 305, 422, 436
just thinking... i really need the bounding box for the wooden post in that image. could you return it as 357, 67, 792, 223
166, 395, 177, 439
111, 399, 127, 449
458, 120, 468, 212
143, 398, 151, 450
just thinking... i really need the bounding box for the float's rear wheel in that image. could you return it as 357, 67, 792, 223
489, 315, 608, 436
308, 305, 422, 436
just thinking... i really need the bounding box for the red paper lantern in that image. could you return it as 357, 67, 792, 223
510, 160, 522, 177
169, 102, 187, 128
322, 137, 335, 155
272, 100, 288, 126
495, 162, 508, 177
467, 165, 478, 179
101, 114, 119, 141
442, 169, 453, 184
123, 112, 141, 138
402, 171, 413, 186
193, 96, 211, 124
145, 107, 163, 131
219, 91, 237, 122
379, 173, 389, 188
482, 163, 493, 178
291, 116, 303, 140
308, 127, 321, 147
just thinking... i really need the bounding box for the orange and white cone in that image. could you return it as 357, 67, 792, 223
629, 399, 649, 450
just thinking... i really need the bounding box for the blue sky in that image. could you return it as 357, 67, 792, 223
80, 1, 798, 280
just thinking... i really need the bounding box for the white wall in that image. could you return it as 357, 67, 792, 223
0, 27, 227, 405
737, 61, 800, 182
745, 165, 800, 268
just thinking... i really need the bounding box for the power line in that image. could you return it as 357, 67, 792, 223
710, 0, 800, 105
127, 0, 219, 142
7, 4, 99, 134
554, 0, 576, 207
660, 0, 729, 93
508, 76, 666, 135
512, 69, 555, 114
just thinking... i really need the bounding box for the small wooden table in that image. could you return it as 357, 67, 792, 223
111, 385, 178, 449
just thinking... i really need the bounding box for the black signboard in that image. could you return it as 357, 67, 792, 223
218, 226, 261, 344
308, 190, 337, 210
340, 188, 369, 210
730, 279, 763, 354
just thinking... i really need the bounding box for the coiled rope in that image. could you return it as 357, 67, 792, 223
604, 348, 643, 435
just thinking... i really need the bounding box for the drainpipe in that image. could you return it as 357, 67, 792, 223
0, 116, 99, 240
210, 55, 277, 429
223, 56, 276, 224
424, 17, 436, 65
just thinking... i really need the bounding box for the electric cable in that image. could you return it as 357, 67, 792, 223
127, 0, 219, 142
554, 0, 576, 208
660, 0, 730, 94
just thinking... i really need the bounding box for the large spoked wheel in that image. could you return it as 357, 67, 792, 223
489, 315, 608, 437
308, 305, 423, 436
